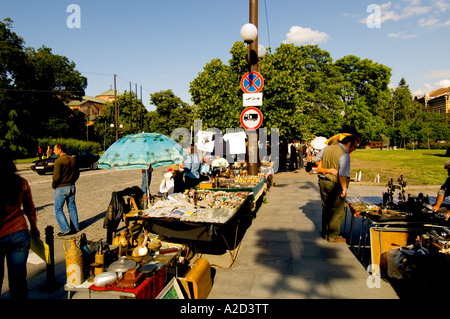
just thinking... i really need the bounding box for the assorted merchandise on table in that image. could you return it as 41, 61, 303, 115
137, 190, 251, 224
63, 232, 188, 299
347, 175, 448, 223
345, 175, 450, 288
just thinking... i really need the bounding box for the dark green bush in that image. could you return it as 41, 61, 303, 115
37, 138, 101, 154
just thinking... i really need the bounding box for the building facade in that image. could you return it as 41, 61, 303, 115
66, 96, 106, 125
415, 86, 450, 117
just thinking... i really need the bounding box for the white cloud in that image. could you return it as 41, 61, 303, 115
387, 32, 418, 38
283, 26, 329, 45
436, 79, 450, 87
412, 88, 426, 96
419, 17, 440, 27
413, 83, 435, 97
425, 83, 434, 91
375, 2, 432, 23
402, 4, 433, 17
433, 0, 450, 11
360, 1, 441, 27
425, 69, 450, 79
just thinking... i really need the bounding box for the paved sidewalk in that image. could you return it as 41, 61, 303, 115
206, 169, 399, 299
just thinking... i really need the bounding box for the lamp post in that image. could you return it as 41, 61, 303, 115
241, 0, 263, 176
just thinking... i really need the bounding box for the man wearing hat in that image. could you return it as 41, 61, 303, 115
432, 160, 450, 218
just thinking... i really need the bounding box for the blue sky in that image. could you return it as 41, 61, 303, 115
1, 0, 449, 110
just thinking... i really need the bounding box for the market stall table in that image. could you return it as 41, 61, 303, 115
198, 175, 267, 210
345, 198, 449, 267
123, 191, 252, 242
64, 264, 168, 299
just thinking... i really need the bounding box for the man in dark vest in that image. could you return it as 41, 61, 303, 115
314, 135, 360, 242
52, 144, 80, 236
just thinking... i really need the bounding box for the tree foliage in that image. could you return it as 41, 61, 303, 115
148, 89, 194, 136
0, 19, 87, 156
190, 40, 449, 148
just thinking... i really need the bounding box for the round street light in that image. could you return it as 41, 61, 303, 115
258, 44, 266, 59
240, 23, 258, 44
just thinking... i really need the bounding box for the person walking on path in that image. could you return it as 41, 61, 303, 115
0, 151, 40, 299
46, 145, 52, 158
289, 141, 298, 170
52, 144, 80, 236
314, 135, 360, 242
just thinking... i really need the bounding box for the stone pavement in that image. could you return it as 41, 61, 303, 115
7, 164, 441, 300
206, 169, 399, 299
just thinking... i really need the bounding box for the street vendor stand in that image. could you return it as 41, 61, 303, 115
345, 200, 439, 267
344, 177, 450, 279
124, 191, 252, 242
117, 189, 254, 271
198, 175, 267, 210
64, 248, 180, 299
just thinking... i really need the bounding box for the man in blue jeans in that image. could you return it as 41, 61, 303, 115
53, 144, 80, 236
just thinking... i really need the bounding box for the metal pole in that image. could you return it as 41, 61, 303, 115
249, 0, 259, 72
140, 85, 143, 131
135, 83, 138, 133
130, 82, 133, 133
40, 226, 61, 292
114, 74, 118, 141
248, 0, 259, 176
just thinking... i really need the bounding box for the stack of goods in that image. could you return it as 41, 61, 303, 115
139, 190, 250, 224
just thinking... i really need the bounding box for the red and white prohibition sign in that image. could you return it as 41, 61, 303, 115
240, 107, 263, 131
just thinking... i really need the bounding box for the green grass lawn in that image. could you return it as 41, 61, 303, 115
351, 148, 448, 186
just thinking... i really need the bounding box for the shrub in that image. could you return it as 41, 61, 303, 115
37, 138, 102, 154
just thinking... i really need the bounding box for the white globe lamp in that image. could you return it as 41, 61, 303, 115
240, 23, 258, 44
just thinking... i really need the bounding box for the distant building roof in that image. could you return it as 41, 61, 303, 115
67, 96, 106, 106
96, 89, 118, 97
428, 86, 450, 99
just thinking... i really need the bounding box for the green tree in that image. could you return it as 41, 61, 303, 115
148, 89, 194, 136
298, 45, 345, 137
94, 90, 147, 144
190, 42, 311, 140
342, 98, 386, 142
260, 43, 310, 139
335, 55, 391, 114
0, 19, 87, 155
385, 78, 421, 127
0, 18, 32, 155
416, 111, 450, 148
190, 54, 241, 130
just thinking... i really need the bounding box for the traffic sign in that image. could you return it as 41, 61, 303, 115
240, 72, 264, 93
240, 107, 263, 131
243, 93, 263, 106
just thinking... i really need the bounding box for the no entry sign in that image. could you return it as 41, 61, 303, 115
240, 72, 264, 94
240, 107, 263, 131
